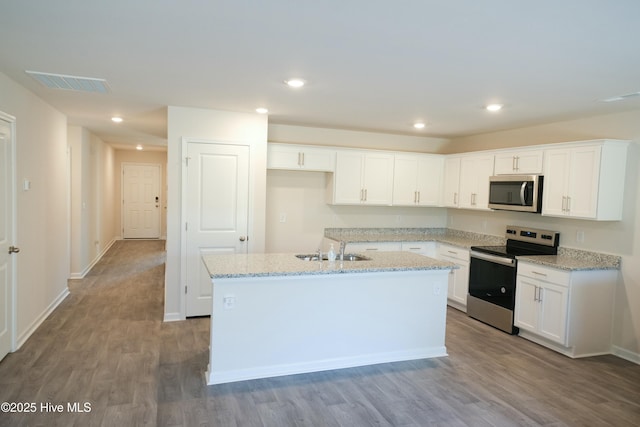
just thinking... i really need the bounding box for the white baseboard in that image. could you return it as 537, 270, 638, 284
16, 287, 70, 350
68, 237, 119, 279
163, 312, 183, 322
207, 347, 448, 385
612, 345, 640, 365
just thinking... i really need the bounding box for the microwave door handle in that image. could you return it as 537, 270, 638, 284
520, 182, 527, 206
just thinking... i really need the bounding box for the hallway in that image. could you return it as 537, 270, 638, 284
0, 240, 639, 426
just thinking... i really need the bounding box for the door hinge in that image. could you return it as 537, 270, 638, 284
185, 156, 191, 166
185, 222, 188, 231
185, 285, 188, 294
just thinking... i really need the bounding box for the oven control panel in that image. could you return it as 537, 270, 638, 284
505, 226, 559, 247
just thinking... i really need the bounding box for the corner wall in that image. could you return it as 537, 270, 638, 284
164, 106, 268, 321
0, 72, 69, 347
265, 123, 450, 252
68, 126, 118, 278
445, 109, 640, 362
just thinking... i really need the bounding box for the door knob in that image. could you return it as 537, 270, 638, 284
239, 236, 246, 242
8, 246, 20, 254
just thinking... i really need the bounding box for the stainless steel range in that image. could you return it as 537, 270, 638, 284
468, 226, 559, 334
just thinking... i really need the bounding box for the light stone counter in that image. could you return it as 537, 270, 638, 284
202, 251, 455, 279
324, 227, 505, 249
517, 247, 621, 271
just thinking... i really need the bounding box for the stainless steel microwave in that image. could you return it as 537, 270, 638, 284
488, 175, 543, 213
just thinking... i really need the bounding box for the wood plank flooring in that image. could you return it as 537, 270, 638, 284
0, 240, 638, 426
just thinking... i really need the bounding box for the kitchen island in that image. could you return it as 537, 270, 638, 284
202, 251, 454, 385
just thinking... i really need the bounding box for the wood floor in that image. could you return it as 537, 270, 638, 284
1, 240, 638, 427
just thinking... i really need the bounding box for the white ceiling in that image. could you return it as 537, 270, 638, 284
2, 1, 640, 150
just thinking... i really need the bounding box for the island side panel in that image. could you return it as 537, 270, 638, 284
207, 270, 448, 385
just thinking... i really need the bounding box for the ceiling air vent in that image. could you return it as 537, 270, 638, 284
25, 70, 110, 94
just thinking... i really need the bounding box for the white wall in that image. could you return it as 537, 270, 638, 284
445, 109, 640, 361
68, 126, 117, 278
165, 106, 268, 321
0, 72, 69, 347
113, 149, 168, 238
265, 125, 450, 252
269, 123, 449, 153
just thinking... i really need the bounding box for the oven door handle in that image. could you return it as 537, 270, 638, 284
471, 251, 516, 267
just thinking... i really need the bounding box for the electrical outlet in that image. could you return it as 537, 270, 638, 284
576, 230, 585, 243
279, 213, 287, 223
223, 296, 235, 310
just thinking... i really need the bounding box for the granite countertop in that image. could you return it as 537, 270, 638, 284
324, 227, 622, 271
202, 251, 456, 279
324, 227, 505, 249
517, 247, 621, 271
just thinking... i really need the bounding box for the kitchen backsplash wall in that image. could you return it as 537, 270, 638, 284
265, 169, 447, 253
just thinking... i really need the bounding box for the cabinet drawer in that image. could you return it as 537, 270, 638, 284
438, 244, 469, 262
517, 262, 570, 285
347, 242, 402, 252
401, 242, 437, 257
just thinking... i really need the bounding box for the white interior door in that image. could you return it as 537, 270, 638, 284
122, 163, 161, 239
0, 117, 16, 361
184, 142, 250, 317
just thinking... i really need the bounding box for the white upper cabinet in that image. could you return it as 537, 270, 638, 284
443, 154, 494, 210
458, 155, 495, 210
328, 150, 394, 205
494, 149, 544, 174
392, 154, 444, 206
267, 143, 335, 172
542, 140, 628, 220
443, 157, 461, 207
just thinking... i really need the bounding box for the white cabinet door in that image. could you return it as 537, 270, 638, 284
332, 150, 393, 205
392, 155, 420, 205
332, 151, 365, 204
459, 155, 494, 210
538, 282, 568, 344
494, 149, 543, 174
542, 145, 601, 219
514, 277, 540, 333
393, 154, 443, 206
438, 244, 470, 308
443, 157, 461, 207
542, 148, 571, 217
515, 265, 569, 346
566, 145, 600, 218
267, 143, 335, 172
416, 155, 444, 206
362, 152, 394, 205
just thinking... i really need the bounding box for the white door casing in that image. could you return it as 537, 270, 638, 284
0, 115, 16, 362
183, 142, 250, 317
122, 163, 161, 239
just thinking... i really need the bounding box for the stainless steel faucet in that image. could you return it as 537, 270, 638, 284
339, 241, 346, 261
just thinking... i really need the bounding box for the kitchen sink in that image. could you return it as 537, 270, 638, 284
295, 253, 370, 261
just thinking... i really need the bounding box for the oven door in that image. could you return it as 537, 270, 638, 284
469, 251, 517, 310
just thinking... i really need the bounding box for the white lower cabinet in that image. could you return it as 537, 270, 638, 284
437, 244, 470, 311
515, 261, 617, 358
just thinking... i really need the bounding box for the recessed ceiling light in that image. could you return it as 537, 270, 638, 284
413, 122, 426, 129
135, 144, 143, 151
285, 78, 305, 88
111, 116, 123, 123
256, 107, 269, 114
486, 104, 503, 112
